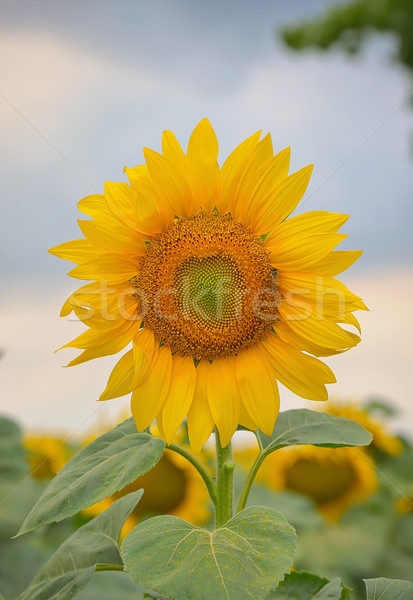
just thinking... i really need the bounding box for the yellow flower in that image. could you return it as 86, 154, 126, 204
50, 119, 366, 450
395, 494, 413, 515
258, 445, 378, 520
325, 400, 403, 456
24, 434, 74, 479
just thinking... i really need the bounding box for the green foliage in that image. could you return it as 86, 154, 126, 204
280, 0, 413, 72
19, 492, 143, 600
245, 486, 324, 530
363, 397, 398, 418
257, 409, 373, 456
4, 406, 411, 600
121, 506, 296, 600
364, 577, 413, 599
269, 570, 352, 599
76, 571, 146, 600
296, 503, 392, 582
17, 418, 165, 536
0, 417, 79, 599
0, 417, 28, 479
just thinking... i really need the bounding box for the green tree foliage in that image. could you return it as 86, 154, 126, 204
281, 0, 413, 72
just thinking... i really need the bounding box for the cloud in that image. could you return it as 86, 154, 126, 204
0, 31, 166, 169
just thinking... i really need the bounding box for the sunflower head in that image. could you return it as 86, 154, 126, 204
326, 401, 403, 457
258, 445, 378, 520
50, 119, 367, 450
24, 434, 74, 479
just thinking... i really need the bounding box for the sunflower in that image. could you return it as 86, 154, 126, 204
325, 401, 403, 457
50, 119, 366, 450
258, 445, 378, 520
24, 434, 75, 479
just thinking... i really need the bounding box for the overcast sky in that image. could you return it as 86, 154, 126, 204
1, 0, 412, 437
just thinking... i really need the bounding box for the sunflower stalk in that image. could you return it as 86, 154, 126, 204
167, 442, 218, 508
237, 451, 266, 512
215, 429, 235, 527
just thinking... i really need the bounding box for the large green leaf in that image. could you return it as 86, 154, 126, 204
17, 418, 165, 536
19, 491, 142, 600
364, 577, 413, 599
270, 571, 351, 599
122, 506, 296, 600
257, 409, 372, 457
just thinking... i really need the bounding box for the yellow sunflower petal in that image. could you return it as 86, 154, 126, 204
124, 164, 153, 192
253, 164, 313, 233
236, 349, 280, 435
238, 403, 258, 431
99, 349, 135, 401
268, 232, 347, 270
60, 282, 99, 317
60, 319, 135, 351
243, 147, 291, 226
60, 282, 135, 326
207, 356, 240, 447
279, 303, 361, 351
131, 346, 172, 431
61, 319, 139, 367
225, 133, 274, 222
132, 327, 156, 387
306, 250, 363, 277
187, 360, 215, 454
266, 211, 350, 241
277, 271, 367, 315
339, 311, 362, 334
68, 254, 139, 284
274, 322, 348, 357
77, 194, 107, 218
259, 336, 336, 401
77, 218, 146, 255
123, 165, 167, 235
48, 239, 102, 264
186, 118, 219, 213
162, 130, 187, 172
78, 191, 145, 247
144, 147, 195, 218
161, 355, 197, 445
216, 130, 262, 214
104, 181, 139, 231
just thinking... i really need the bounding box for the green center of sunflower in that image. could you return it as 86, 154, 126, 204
285, 457, 357, 504
174, 254, 244, 328
133, 212, 281, 360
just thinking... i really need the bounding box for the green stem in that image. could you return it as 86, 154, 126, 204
95, 564, 124, 572
215, 429, 235, 528
167, 443, 218, 508
237, 451, 266, 513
